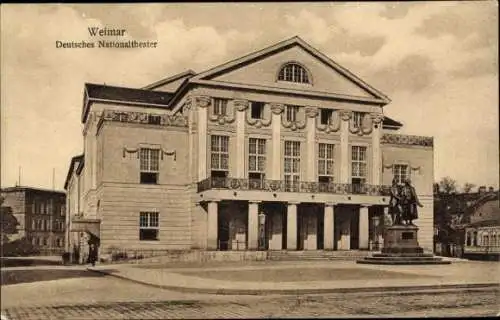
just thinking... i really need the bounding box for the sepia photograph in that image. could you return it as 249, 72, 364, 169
1, 2, 499, 319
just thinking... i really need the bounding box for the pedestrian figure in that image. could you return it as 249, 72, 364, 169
88, 243, 98, 267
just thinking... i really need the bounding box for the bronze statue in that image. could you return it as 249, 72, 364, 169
401, 178, 423, 225
388, 178, 402, 225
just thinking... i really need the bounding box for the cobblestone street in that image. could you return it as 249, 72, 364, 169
3, 288, 499, 319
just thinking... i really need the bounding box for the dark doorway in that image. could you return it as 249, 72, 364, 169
317, 207, 324, 250
218, 206, 230, 251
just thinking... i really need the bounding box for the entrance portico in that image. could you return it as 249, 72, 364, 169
203, 196, 386, 252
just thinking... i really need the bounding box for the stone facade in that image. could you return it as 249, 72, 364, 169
65, 37, 435, 259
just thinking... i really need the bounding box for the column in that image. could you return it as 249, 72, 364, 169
324, 203, 335, 250
248, 201, 260, 250
305, 107, 318, 181
234, 100, 249, 178
359, 205, 370, 250
270, 104, 284, 180
287, 202, 298, 250
196, 96, 211, 181
371, 113, 383, 185
339, 110, 351, 183
207, 201, 218, 250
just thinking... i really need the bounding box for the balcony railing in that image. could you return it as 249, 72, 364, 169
197, 177, 391, 196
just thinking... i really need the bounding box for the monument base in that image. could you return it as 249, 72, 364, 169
357, 225, 450, 265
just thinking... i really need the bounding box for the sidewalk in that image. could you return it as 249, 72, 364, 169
89, 260, 500, 295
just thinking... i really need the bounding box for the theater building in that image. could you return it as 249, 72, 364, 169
65, 36, 435, 259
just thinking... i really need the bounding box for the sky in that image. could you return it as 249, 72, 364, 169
1, 2, 498, 191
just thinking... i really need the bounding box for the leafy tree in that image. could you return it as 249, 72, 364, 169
0, 196, 19, 244
438, 177, 458, 194
463, 183, 476, 193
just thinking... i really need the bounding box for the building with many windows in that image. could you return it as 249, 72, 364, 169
1, 186, 66, 254
65, 37, 435, 259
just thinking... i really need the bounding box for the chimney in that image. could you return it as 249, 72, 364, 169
478, 186, 487, 194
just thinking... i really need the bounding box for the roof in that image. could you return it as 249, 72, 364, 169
1, 186, 66, 195
63, 154, 84, 190
142, 70, 197, 91
190, 36, 391, 105
82, 83, 175, 123
382, 116, 403, 129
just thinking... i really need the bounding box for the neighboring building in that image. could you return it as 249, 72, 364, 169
463, 190, 500, 259
65, 36, 435, 260
0, 186, 66, 254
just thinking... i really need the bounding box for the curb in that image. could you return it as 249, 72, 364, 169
87, 268, 500, 296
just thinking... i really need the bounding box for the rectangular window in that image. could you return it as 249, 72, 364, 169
320, 109, 333, 125
284, 141, 300, 191
286, 105, 299, 122
61, 204, 66, 216
140, 148, 160, 184
351, 146, 367, 193
352, 112, 364, 129
32, 219, 36, 230
393, 164, 409, 184
139, 212, 159, 241
47, 199, 53, 215
251, 102, 265, 119
211, 135, 229, 175
148, 114, 162, 125
213, 98, 228, 116
318, 143, 335, 182
248, 138, 266, 189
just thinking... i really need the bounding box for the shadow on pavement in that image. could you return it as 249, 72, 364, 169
1, 268, 110, 285
1, 257, 62, 268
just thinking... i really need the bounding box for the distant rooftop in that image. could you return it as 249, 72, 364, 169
1, 186, 66, 195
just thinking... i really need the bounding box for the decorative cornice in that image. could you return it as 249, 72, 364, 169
233, 99, 250, 112
305, 106, 319, 118
270, 103, 285, 115
122, 146, 176, 161
381, 133, 434, 147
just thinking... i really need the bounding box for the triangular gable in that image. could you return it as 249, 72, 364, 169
190, 36, 390, 104
143, 70, 196, 92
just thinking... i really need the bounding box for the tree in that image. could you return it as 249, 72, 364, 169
438, 177, 458, 194
0, 196, 19, 244
463, 182, 476, 193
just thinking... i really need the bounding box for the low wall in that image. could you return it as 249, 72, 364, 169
100, 249, 268, 264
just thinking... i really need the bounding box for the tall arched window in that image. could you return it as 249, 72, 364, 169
278, 63, 310, 84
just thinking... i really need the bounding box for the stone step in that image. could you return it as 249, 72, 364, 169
357, 259, 451, 265
363, 256, 440, 261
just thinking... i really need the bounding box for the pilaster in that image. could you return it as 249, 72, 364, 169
340, 110, 351, 183
196, 96, 210, 181
371, 113, 384, 185
270, 103, 284, 180
305, 107, 318, 182
235, 100, 249, 179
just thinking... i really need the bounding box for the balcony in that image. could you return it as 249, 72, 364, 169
197, 177, 391, 196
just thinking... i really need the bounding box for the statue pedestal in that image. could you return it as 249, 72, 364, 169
357, 224, 450, 265
381, 225, 423, 255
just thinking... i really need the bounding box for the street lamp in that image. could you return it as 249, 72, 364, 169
258, 212, 266, 250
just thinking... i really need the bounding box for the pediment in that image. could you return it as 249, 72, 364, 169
191, 37, 389, 103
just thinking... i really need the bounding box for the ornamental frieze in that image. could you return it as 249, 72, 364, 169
316, 110, 341, 133
281, 117, 307, 131
349, 113, 373, 136
208, 105, 236, 125
246, 103, 272, 128
381, 133, 434, 147
101, 110, 188, 127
